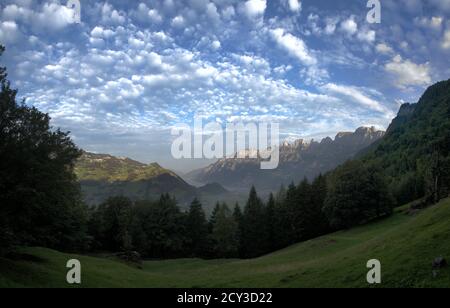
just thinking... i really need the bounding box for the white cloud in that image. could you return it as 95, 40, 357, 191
0, 21, 21, 44
384, 55, 432, 89
274, 65, 293, 75
2, 2, 77, 32
301, 66, 329, 85
416, 16, 443, 30
324, 17, 338, 35
222, 6, 235, 20
211, 40, 221, 50
321, 83, 391, 115
133, 3, 162, 24
148, 9, 163, 23
2, 4, 30, 21
243, 0, 267, 18
89, 37, 105, 48
376, 43, 394, 55
171, 15, 185, 28
232, 54, 270, 75
431, 17, 443, 28
357, 29, 376, 43
41, 3, 77, 29
270, 28, 317, 66
287, 0, 302, 13
206, 3, 221, 23
128, 37, 145, 49
341, 17, 358, 36
442, 29, 450, 49
100, 3, 126, 25
90, 26, 115, 39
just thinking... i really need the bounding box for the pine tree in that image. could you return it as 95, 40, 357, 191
232, 203, 243, 256
266, 193, 277, 252
241, 187, 268, 258
309, 174, 330, 237
210, 203, 239, 258
209, 202, 221, 233
282, 182, 299, 245
186, 198, 209, 257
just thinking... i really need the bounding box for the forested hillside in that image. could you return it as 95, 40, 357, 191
361, 79, 450, 205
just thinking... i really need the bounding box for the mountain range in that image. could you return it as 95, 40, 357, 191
76, 126, 386, 206
75, 152, 239, 212
186, 126, 385, 192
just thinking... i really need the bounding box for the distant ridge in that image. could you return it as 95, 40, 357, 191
75, 152, 233, 210
186, 126, 385, 192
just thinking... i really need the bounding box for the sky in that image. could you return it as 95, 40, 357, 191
1, 0, 449, 172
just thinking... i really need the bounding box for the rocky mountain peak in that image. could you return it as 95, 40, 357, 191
188, 126, 386, 191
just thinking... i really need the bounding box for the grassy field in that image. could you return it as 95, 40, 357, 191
1, 198, 450, 288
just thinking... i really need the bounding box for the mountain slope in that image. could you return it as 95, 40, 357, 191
2, 198, 449, 288
75, 152, 197, 206
75, 152, 237, 210
75, 152, 180, 182
188, 126, 385, 191
361, 79, 450, 203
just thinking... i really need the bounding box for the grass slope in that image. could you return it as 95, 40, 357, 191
75, 152, 177, 182
2, 198, 450, 288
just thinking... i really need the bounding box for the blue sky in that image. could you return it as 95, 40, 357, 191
1, 0, 449, 171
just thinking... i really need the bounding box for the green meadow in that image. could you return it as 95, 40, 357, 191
1, 198, 449, 288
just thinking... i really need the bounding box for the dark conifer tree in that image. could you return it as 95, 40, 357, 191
241, 187, 268, 258
209, 202, 221, 233
232, 203, 244, 256
210, 203, 239, 258
186, 198, 209, 257
266, 193, 277, 252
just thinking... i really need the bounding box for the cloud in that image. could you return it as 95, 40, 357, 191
243, 0, 267, 18
232, 54, 271, 75
274, 64, 292, 75
442, 29, 450, 49
221, 6, 235, 20
100, 3, 126, 25
376, 43, 394, 55
90, 26, 115, 39
1, 2, 77, 32
148, 9, 163, 23
287, 0, 302, 13
357, 29, 376, 43
205, 3, 221, 23
415, 16, 443, 30
340, 16, 358, 35
171, 15, 185, 28
132, 3, 163, 24
211, 40, 221, 50
270, 28, 317, 66
321, 83, 392, 115
324, 17, 338, 35
0, 21, 21, 44
384, 55, 431, 89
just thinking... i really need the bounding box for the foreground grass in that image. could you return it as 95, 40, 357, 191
1, 198, 450, 288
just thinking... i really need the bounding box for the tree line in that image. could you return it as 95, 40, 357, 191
86, 166, 394, 259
